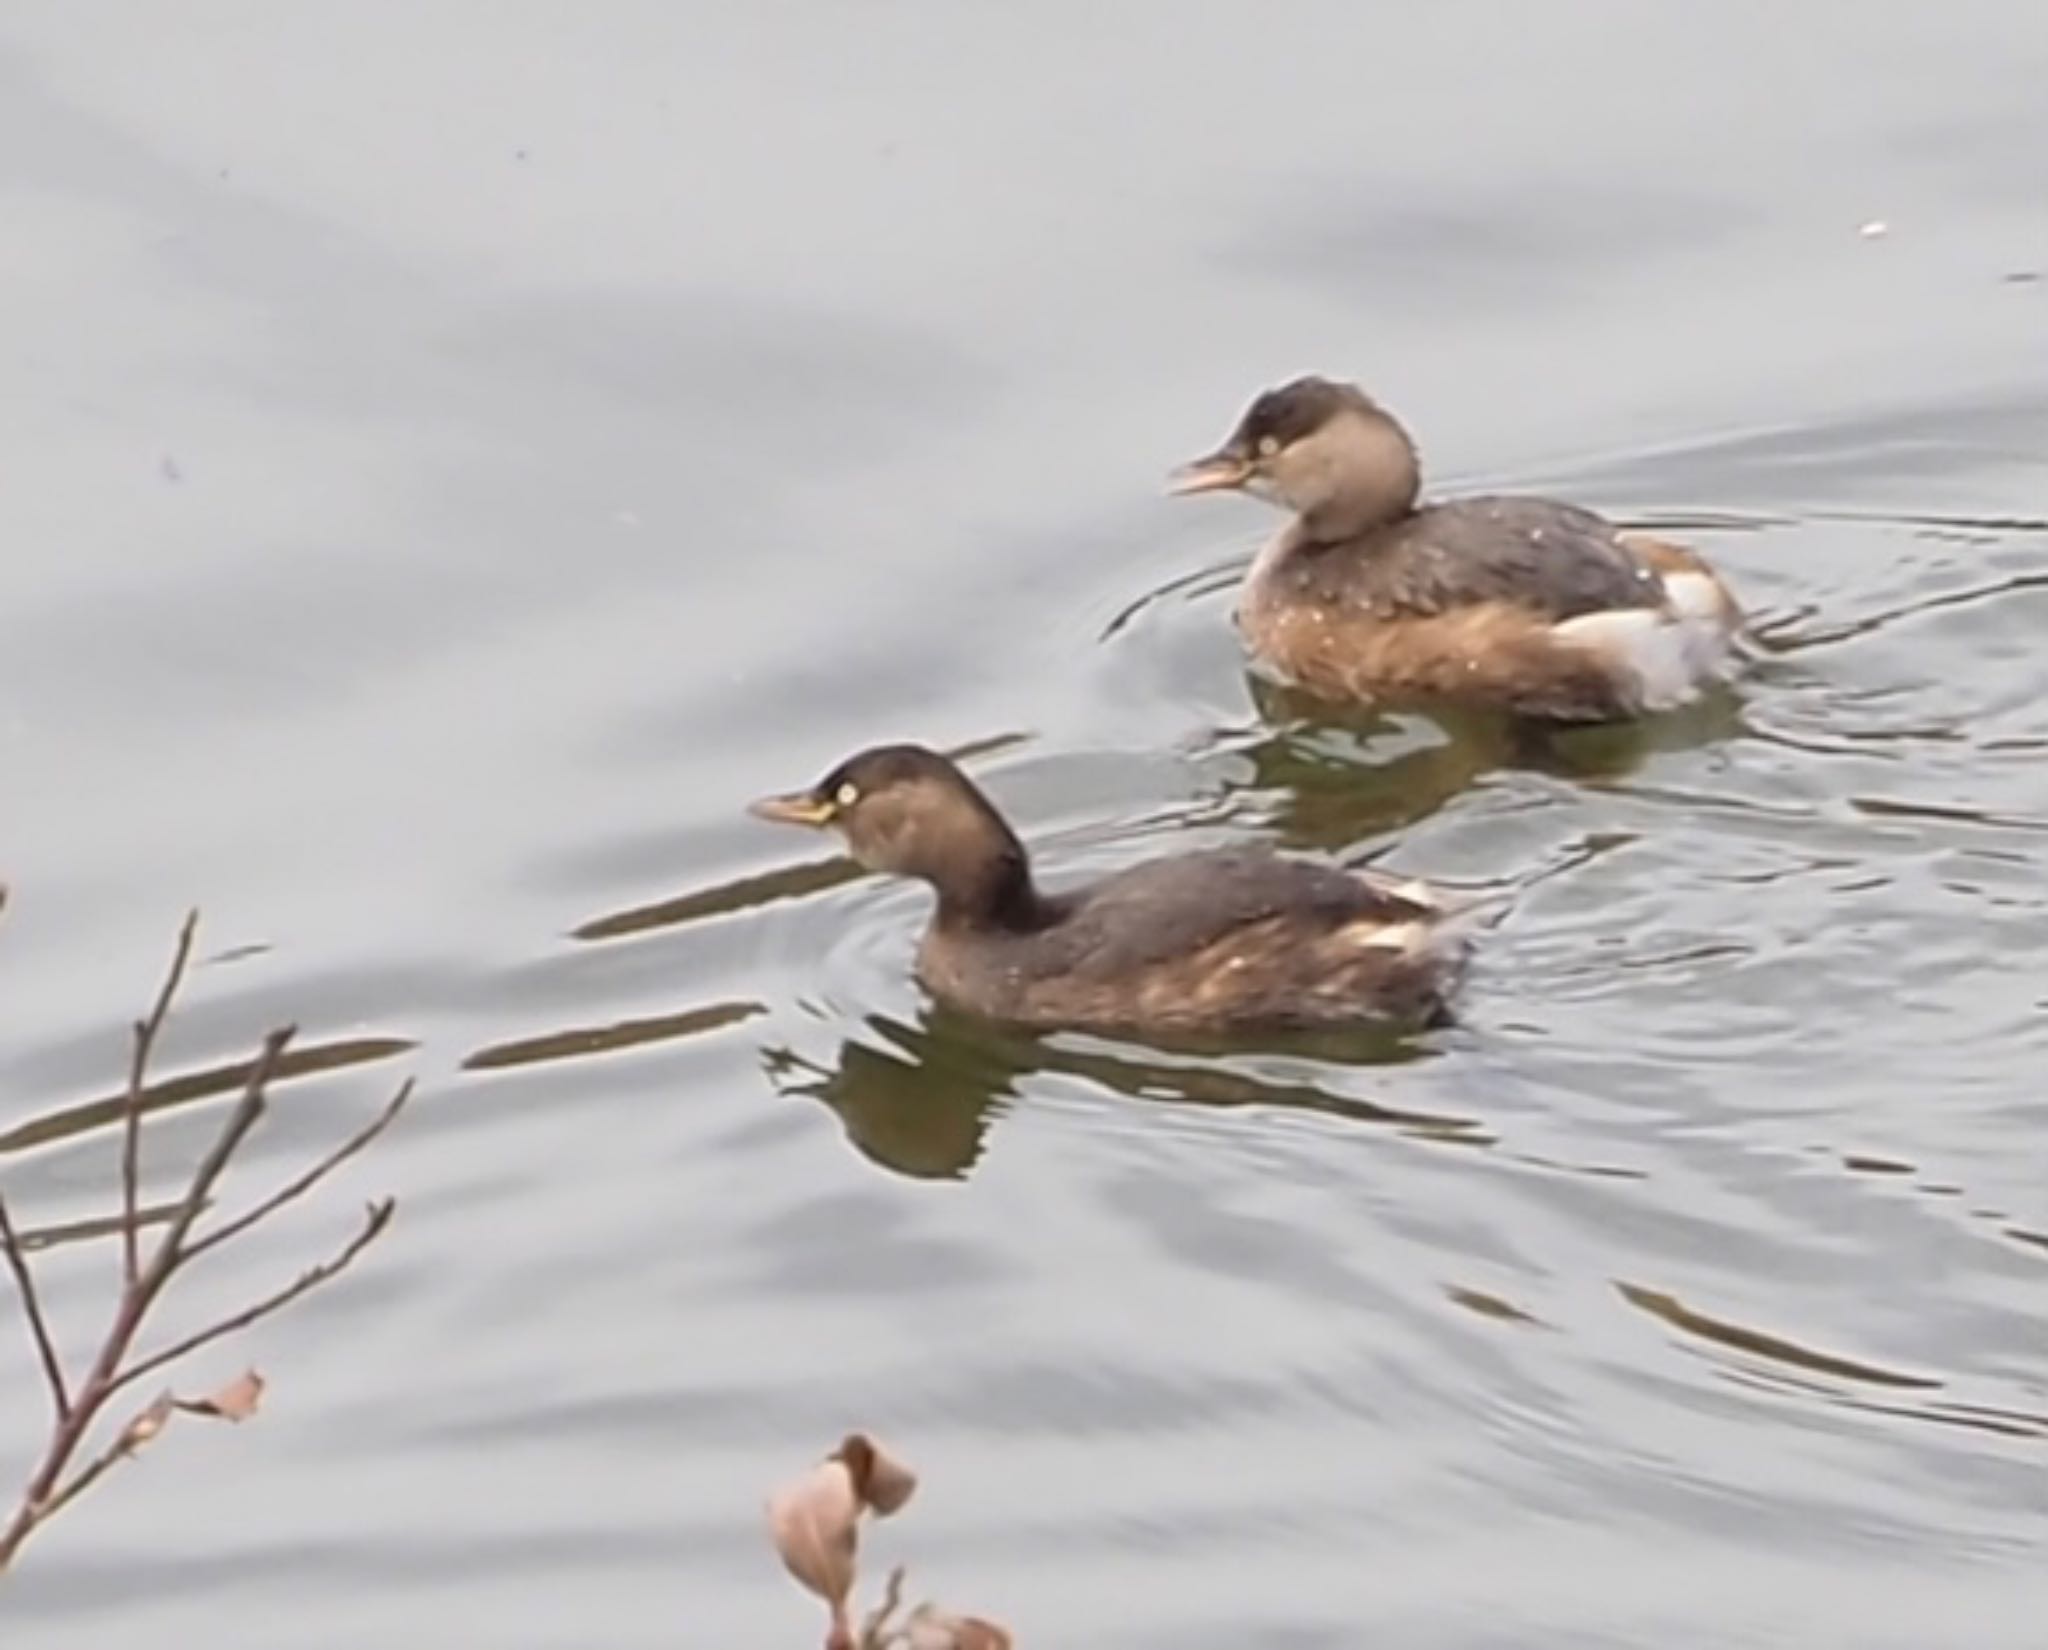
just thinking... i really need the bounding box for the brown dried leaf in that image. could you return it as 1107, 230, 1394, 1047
119, 1393, 175, 1455
902, 1604, 1014, 1650
175, 1368, 266, 1423
766, 1458, 861, 1608
835, 1431, 918, 1517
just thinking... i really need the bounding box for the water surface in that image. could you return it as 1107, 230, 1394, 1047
2, 4, 2045, 1645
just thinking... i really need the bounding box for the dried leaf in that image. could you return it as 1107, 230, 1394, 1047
766, 1458, 861, 1609
119, 1394, 175, 1455
835, 1432, 918, 1517
903, 1604, 1014, 1650
176, 1368, 266, 1422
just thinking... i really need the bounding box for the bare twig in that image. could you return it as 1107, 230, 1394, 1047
110, 1198, 393, 1396
857, 1565, 909, 1649
0, 913, 414, 1575
184, 1081, 413, 1262
23, 1395, 173, 1532
122, 912, 197, 1286
0, 1193, 70, 1419
144, 1026, 292, 1274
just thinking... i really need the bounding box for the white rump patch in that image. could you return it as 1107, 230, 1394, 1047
1553, 580, 1738, 712
1661, 570, 1727, 629
1384, 876, 1443, 909
1347, 869, 1447, 916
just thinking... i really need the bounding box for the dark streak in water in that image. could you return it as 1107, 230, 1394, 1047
572, 856, 862, 943
1751, 722, 1965, 758
1718, 1365, 2045, 1441
0, 1035, 417, 1156
1842, 1153, 1917, 1176
1509, 1151, 1646, 1182
13, 1196, 189, 1253
1805, 507, 2048, 536
462, 1000, 764, 1072
1100, 548, 1249, 641
1616, 1281, 1942, 1391
1849, 794, 2048, 834
206, 941, 274, 966
1769, 571, 2048, 655
1445, 1284, 1545, 1326
573, 733, 1033, 943
1839, 1396, 2048, 1442
941, 730, 1039, 767
1609, 781, 1817, 824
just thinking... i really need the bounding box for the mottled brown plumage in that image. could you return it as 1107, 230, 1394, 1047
1170, 375, 1742, 721
750, 744, 1465, 1035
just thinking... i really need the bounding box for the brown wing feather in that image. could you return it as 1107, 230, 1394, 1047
1046, 847, 1431, 976
1282, 497, 1666, 622
1244, 599, 1640, 721
915, 847, 1457, 1032
1238, 497, 1706, 719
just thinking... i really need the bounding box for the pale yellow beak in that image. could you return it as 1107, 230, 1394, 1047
1165, 451, 1254, 496
747, 791, 837, 828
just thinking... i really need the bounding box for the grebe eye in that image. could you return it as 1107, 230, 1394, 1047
1257, 435, 1280, 458
835, 782, 860, 809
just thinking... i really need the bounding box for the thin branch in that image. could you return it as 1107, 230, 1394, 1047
0, 1192, 70, 1420
184, 1079, 413, 1262
108, 1198, 395, 1397
121, 912, 197, 1287
3, 910, 411, 1576
858, 1566, 909, 1649
26, 1395, 172, 1534
137, 1027, 293, 1289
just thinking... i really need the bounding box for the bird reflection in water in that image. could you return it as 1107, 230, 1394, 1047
1222, 671, 1746, 853
761, 1002, 1489, 1183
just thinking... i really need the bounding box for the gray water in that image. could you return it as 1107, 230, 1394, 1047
2, 4, 2045, 1645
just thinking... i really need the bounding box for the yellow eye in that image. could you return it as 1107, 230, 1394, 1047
1257, 435, 1279, 458
835, 782, 860, 809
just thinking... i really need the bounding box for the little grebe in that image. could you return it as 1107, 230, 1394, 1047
750, 743, 1465, 1035
1169, 375, 1741, 721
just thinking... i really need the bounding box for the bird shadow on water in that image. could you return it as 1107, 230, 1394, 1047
759, 1001, 1487, 1183
1207, 673, 1749, 852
